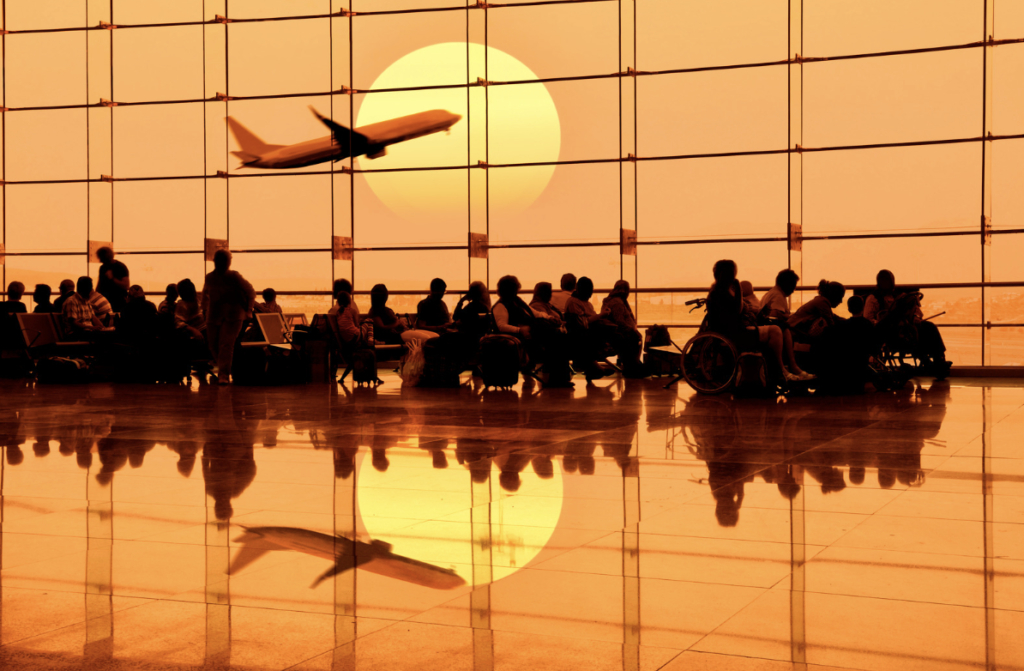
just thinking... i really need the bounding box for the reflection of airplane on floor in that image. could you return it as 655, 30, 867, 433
226, 107, 462, 169
229, 526, 466, 590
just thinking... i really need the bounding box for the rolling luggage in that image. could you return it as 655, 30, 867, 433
419, 338, 461, 387
478, 334, 522, 389
351, 349, 380, 386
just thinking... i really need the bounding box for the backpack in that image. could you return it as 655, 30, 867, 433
733, 352, 770, 397
644, 324, 671, 352
478, 334, 523, 389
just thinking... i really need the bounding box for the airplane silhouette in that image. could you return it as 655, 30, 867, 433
229, 526, 466, 590
226, 107, 462, 170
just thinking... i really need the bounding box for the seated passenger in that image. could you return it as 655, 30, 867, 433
87, 287, 114, 325
256, 288, 283, 315
814, 294, 878, 394
865, 269, 950, 378
119, 285, 158, 343
1, 281, 27, 316
63, 276, 106, 336
0, 281, 27, 349
452, 281, 491, 344
52, 279, 76, 312
32, 284, 58, 314
758, 269, 810, 379
788, 279, 844, 341
563, 276, 601, 327
530, 282, 563, 321
332, 291, 362, 346
174, 279, 206, 341
416, 278, 452, 334
330, 279, 359, 319
157, 283, 178, 315
707, 260, 800, 382
550, 273, 576, 312
369, 283, 437, 344
493, 275, 570, 384
740, 281, 760, 320
599, 280, 643, 375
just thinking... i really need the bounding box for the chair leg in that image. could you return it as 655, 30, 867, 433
339, 364, 353, 382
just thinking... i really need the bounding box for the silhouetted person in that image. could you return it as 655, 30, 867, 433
174, 278, 205, 338
63, 276, 105, 336
119, 285, 158, 344
32, 284, 57, 314
759, 269, 810, 379
96, 246, 130, 313
157, 283, 178, 315
529, 282, 562, 320
52, 279, 76, 312
550, 273, 576, 313
416, 278, 452, 333
201, 249, 256, 385
600, 280, 643, 375
451, 281, 491, 348
256, 287, 282, 314
866, 269, 951, 378
1, 281, 26, 315
203, 443, 257, 520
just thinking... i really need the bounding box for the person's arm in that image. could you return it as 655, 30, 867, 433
863, 295, 880, 323
241, 276, 257, 316
112, 263, 130, 292
493, 303, 528, 337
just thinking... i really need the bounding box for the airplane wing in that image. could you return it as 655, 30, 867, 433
309, 107, 369, 156
229, 529, 284, 574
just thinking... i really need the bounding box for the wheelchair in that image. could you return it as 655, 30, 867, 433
872, 291, 945, 386
668, 297, 746, 395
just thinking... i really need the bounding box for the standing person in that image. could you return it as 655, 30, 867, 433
31, 284, 57, 313
201, 249, 256, 385
550, 273, 576, 312
95, 246, 130, 313
52, 279, 76, 312
416, 278, 453, 334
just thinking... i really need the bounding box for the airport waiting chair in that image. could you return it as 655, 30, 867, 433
283, 313, 308, 327
18, 312, 92, 359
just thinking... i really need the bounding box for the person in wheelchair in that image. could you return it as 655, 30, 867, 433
707, 260, 801, 383
864, 269, 951, 378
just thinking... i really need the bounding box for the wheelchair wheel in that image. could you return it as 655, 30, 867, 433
681, 332, 739, 394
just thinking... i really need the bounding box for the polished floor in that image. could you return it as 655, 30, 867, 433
0, 373, 1020, 670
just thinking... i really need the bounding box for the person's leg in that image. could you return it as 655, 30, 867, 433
218, 319, 244, 380
782, 329, 807, 375
761, 325, 790, 379
207, 321, 222, 370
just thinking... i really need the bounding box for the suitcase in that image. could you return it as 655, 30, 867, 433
419, 339, 461, 387
478, 334, 523, 389
733, 352, 770, 397
36, 356, 90, 384
351, 349, 380, 386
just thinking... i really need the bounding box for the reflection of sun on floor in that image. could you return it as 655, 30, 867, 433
356, 447, 564, 584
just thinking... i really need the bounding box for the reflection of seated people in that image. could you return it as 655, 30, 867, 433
168, 441, 201, 477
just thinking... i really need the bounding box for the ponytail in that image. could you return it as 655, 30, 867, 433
817, 279, 829, 296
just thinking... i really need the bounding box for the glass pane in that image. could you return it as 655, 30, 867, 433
113, 26, 204, 103
993, 44, 1024, 137
638, 155, 788, 239
489, 2, 618, 80
992, 232, 1024, 282
6, 109, 87, 182
227, 96, 337, 175
353, 87, 467, 170
987, 287, 1024, 326
490, 163, 619, 244
228, 175, 332, 250
354, 249, 467, 295
353, 1, 463, 10
490, 77, 614, 164
2, 255, 86, 310
990, 328, 1024, 366
6, 33, 86, 108
353, 13, 467, 92
992, 139, 1023, 232
802, 237, 981, 286
228, 19, 330, 97
804, 50, 982, 148
941, 326, 981, 365
636, 291, 709, 326
6, 0, 85, 31
1004, 4, 1024, 40
113, 104, 205, 178
227, 0, 328, 19
114, 1, 204, 24
354, 170, 467, 247
229, 251, 332, 293
489, 246, 621, 292
637, 242, 788, 289
113, 181, 205, 251
804, 144, 980, 235
637, 0, 787, 71
120, 253, 205, 294
638, 67, 788, 157
805, 0, 981, 57
5, 184, 87, 253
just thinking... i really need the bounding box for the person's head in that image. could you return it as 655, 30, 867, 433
496, 275, 521, 301
96, 246, 114, 264
370, 283, 389, 309
128, 285, 145, 301
176, 279, 197, 302
59, 279, 75, 297
875, 269, 895, 295
560, 273, 577, 292
429, 277, 447, 299
212, 248, 232, 272
532, 281, 553, 304
739, 281, 753, 298
6, 281, 25, 301
713, 259, 738, 285
336, 291, 352, 308
333, 278, 353, 298
574, 276, 595, 300
33, 284, 52, 304
467, 281, 487, 303
817, 279, 846, 308
776, 269, 799, 296
262, 288, 276, 304
612, 279, 630, 298
164, 283, 178, 301
76, 276, 93, 298
847, 294, 865, 317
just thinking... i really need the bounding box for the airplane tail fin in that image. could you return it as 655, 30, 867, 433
231, 150, 262, 165
226, 117, 285, 157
